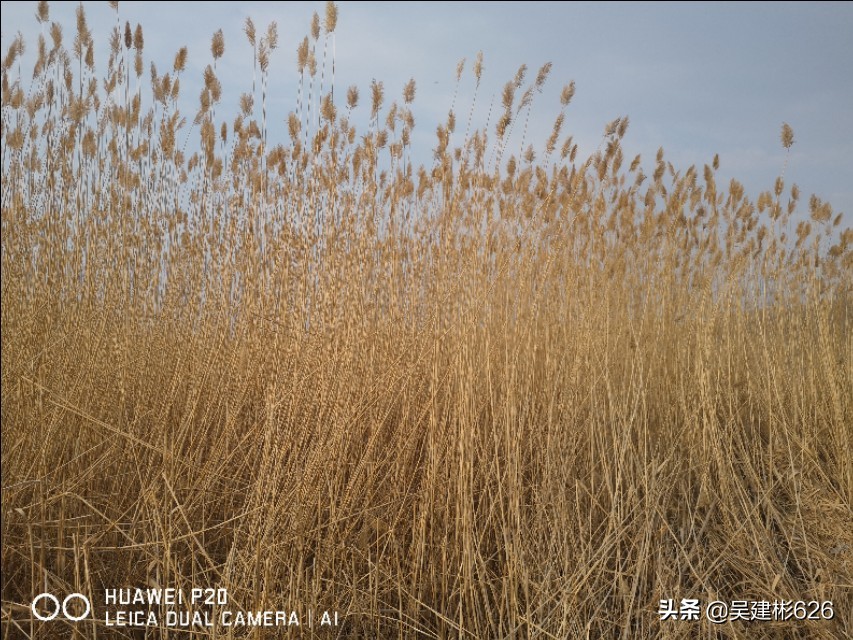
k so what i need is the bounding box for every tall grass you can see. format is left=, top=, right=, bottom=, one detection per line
left=2, top=2, right=851, bottom=638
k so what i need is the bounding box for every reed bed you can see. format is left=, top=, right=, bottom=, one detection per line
left=2, top=2, right=851, bottom=638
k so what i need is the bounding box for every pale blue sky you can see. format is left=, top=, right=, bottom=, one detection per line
left=2, top=1, right=851, bottom=222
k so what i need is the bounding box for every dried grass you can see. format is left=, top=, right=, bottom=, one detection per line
left=1, top=3, right=851, bottom=638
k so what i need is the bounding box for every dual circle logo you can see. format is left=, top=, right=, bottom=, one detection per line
left=31, top=593, right=91, bottom=621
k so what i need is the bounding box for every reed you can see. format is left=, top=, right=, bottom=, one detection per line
left=2, top=3, right=850, bottom=638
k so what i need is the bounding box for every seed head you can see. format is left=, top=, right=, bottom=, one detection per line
left=297, top=37, right=309, bottom=71
left=473, top=51, right=484, bottom=83
left=403, top=78, right=416, bottom=104
left=560, top=81, right=575, bottom=107
left=456, top=58, right=466, bottom=82
left=288, top=112, right=301, bottom=140
left=534, top=62, right=551, bottom=91
left=265, top=22, right=278, bottom=51
left=167, top=47, right=185, bottom=75
left=346, top=85, right=359, bottom=109
left=370, top=79, right=384, bottom=120
left=211, top=30, right=225, bottom=60
left=325, top=2, right=339, bottom=33
left=36, top=1, right=49, bottom=23
left=244, top=18, right=256, bottom=47
left=321, top=94, right=337, bottom=122
left=133, top=23, right=143, bottom=52
left=781, top=122, right=794, bottom=149
left=311, top=12, right=320, bottom=41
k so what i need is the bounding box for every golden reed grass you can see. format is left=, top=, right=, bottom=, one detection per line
left=2, top=2, right=851, bottom=638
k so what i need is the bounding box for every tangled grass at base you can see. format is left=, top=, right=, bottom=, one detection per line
left=2, top=2, right=851, bottom=638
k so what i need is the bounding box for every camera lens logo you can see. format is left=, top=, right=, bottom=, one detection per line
left=31, top=593, right=91, bottom=621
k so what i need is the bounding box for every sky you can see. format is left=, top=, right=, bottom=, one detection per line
left=2, top=1, right=852, bottom=223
